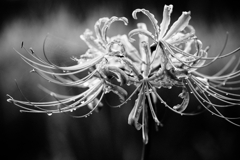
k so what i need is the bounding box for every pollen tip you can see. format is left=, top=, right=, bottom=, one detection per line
left=7, top=98, right=13, bottom=103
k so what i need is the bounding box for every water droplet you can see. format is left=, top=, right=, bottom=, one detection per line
left=47, top=112, right=53, bottom=116
left=81, top=101, right=85, bottom=104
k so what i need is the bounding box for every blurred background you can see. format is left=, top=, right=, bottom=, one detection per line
left=1, top=0, right=240, bottom=160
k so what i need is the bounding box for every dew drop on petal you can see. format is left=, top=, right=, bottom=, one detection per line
left=81, top=101, right=85, bottom=104
left=149, top=88, right=153, bottom=93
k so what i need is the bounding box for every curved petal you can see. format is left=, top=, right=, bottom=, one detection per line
left=94, top=17, right=110, bottom=45
left=101, top=16, right=128, bottom=44
left=173, top=87, right=190, bottom=113
left=163, top=11, right=191, bottom=41
left=132, top=9, right=160, bottom=39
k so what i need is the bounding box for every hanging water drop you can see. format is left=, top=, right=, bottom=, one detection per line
left=7, top=99, right=12, bottom=103
left=47, top=112, right=53, bottom=116
left=149, top=88, right=153, bottom=93
left=81, top=101, right=85, bottom=104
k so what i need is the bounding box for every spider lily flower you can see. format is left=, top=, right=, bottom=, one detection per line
left=127, top=5, right=240, bottom=131
left=110, top=6, right=196, bottom=144
left=7, top=16, right=130, bottom=116
left=6, top=5, right=240, bottom=146
left=110, top=5, right=240, bottom=144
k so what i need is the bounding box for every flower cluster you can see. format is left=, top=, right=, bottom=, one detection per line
left=7, top=5, right=240, bottom=144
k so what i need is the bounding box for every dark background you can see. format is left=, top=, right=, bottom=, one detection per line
left=1, top=0, right=240, bottom=160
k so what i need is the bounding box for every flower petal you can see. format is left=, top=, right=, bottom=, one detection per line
left=101, top=16, right=128, bottom=44
left=120, top=35, right=142, bottom=63
left=128, top=28, right=156, bottom=43
left=94, top=17, right=110, bottom=45
left=159, top=4, right=173, bottom=39
left=173, top=87, right=189, bottom=113
left=128, top=84, right=144, bottom=130
left=163, top=11, right=191, bottom=41
left=142, top=102, right=149, bottom=144
left=132, top=9, right=160, bottom=39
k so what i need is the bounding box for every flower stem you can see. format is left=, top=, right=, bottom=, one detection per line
left=141, top=140, right=150, bottom=160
